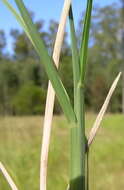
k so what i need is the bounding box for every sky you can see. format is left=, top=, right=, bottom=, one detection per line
left=0, top=0, right=119, bottom=53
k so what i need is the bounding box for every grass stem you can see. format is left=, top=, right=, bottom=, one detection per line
left=70, top=83, right=85, bottom=190
left=40, top=1, right=72, bottom=190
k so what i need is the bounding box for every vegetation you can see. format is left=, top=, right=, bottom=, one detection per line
left=0, top=1, right=122, bottom=190
left=0, top=3, right=122, bottom=115
left=0, top=115, right=124, bottom=190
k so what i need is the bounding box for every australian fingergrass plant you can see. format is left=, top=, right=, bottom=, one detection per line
left=0, top=0, right=121, bottom=190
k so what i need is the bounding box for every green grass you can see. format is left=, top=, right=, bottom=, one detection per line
left=0, top=114, right=124, bottom=190
left=2, top=1, right=93, bottom=189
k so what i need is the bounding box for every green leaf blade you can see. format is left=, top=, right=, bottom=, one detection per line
left=2, top=0, right=76, bottom=122
left=80, top=0, right=93, bottom=83
left=69, top=6, right=80, bottom=113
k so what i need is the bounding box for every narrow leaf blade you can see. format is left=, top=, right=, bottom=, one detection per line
left=80, top=0, right=93, bottom=82
left=0, top=162, right=19, bottom=190
left=88, top=72, right=122, bottom=146
left=2, top=0, right=76, bottom=122
left=69, top=6, right=80, bottom=113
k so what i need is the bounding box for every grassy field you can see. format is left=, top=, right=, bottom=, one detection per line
left=0, top=114, right=124, bottom=190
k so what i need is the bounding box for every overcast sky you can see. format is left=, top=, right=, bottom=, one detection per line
left=0, top=0, right=119, bottom=53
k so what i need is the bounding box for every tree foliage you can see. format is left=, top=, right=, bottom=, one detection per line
left=0, top=3, right=122, bottom=115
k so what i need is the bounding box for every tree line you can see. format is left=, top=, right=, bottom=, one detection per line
left=0, top=3, right=123, bottom=115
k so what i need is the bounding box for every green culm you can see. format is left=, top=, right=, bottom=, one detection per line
left=1, top=1, right=121, bottom=190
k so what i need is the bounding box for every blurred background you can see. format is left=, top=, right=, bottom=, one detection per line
left=0, top=0, right=123, bottom=115
left=0, top=0, right=124, bottom=190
